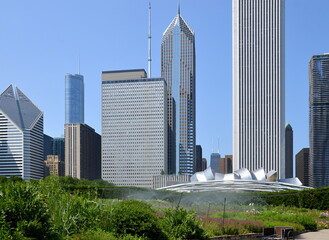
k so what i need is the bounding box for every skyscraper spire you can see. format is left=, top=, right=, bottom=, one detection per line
left=148, top=2, right=152, bottom=78
left=178, top=0, right=180, bottom=15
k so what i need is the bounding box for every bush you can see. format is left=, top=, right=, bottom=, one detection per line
left=0, top=181, right=53, bottom=239
left=162, top=207, right=207, bottom=240
left=109, top=200, right=166, bottom=239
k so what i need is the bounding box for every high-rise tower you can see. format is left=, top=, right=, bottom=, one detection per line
left=309, top=53, right=329, bottom=187
left=65, top=74, right=84, bottom=124
left=233, top=0, right=285, bottom=178
left=161, top=6, right=196, bottom=175
left=0, top=85, right=44, bottom=180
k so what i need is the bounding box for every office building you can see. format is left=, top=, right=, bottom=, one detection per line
left=210, top=153, right=221, bottom=173
left=161, top=6, right=196, bottom=175
left=202, top=158, right=207, bottom=171
left=102, top=69, right=167, bottom=188
left=296, top=148, right=310, bottom=186
left=309, top=54, right=329, bottom=187
left=52, top=137, right=65, bottom=162
left=0, top=85, right=44, bottom=180
left=65, top=74, right=84, bottom=124
left=44, top=134, right=53, bottom=159
left=219, top=155, right=233, bottom=174
left=233, top=0, right=285, bottom=178
left=285, top=123, right=293, bottom=178
left=44, top=155, right=64, bottom=177
left=65, top=123, right=101, bottom=180
left=196, top=145, right=203, bottom=172
left=153, top=175, right=190, bottom=189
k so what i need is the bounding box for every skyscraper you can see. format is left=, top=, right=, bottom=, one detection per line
left=285, top=123, right=293, bottom=178
left=195, top=145, right=203, bottom=172
left=102, top=69, right=167, bottom=187
left=65, top=74, right=84, bottom=124
left=210, top=153, right=220, bottom=173
left=0, top=85, right=44, bottom=180
left=161, top=6, right=196, bottom=175
left=296, top=148, right=309, bottom=186
left=65, top=123, right=101, bottom=180
left=233, top=0, right=285, bottom=178
left=309, top=53, right=329, bottom=187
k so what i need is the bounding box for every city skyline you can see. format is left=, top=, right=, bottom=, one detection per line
left=0, top=0, right=328, bottom=163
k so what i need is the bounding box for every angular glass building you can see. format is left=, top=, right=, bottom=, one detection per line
left=309, top=54, right=329, bottom=187
left=233, top=0, right=285, bottom=178
left=0, top=85, right=44, bottom=180
left=161, top=7, right=196, bottom=175
left=65, top=74, right=84, bottom=124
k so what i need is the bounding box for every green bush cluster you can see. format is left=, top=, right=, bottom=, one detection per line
left=0, top=177, right=206, bottom=240
left=262, top=187, right=329, bottom=210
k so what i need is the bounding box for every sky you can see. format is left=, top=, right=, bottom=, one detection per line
left=0, top=0, right=328, bottom=163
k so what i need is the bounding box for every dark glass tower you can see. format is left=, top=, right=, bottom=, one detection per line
left=65, top=74, right=84, bottom=124
left=161, top=6, right=196, bottom=175
left=309, top=54, right=329, bottom=187
left=285, top=123, right=293, bottom=178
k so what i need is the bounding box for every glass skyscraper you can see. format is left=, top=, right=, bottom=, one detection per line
left=65, top=74, right=84, bottom=124
left=0, top=85, right=44, bottom=180
left=161, top=7, right=196, bottom=175
left=309, top=54, right=329, bottom=187
left=233, top=0, right=285, bottom=178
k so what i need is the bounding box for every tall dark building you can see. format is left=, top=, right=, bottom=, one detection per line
left=52, top=138, right=65, bottom=162
left=309, top=54, right=329, bottom=187
left=195, top=145, right=202, bottom=172
left=65, top=74, right=84, bottom=124
left=161, top=6, right=196, bottom=175
left=285, top=123, right=293, bottom=178
left=65, top=123, right=101, bottom=180
left=44, top=134, right=53, bottom=159
left=201, top=158, right=207, bottom=171
left=296, top=148, right=310, bottom=186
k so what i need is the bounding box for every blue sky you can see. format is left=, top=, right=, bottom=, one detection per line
left=0, top=0, right=328, bottom=163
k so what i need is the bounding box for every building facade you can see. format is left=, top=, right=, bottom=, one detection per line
left=65, top=74, right=84, bottom=124
left=202, top=158, right=207, bottom=171
left=0, top=85, right=44, bottom=180
left=296, top=148, right=310, bottom=186
left=44, top=155, right=64, bottom=177
left=219, top=155, right=233, bottom=174
left=233, top=0, right=285, bottom=178
left=102, top=69, right=167, bottom=188
left=65, top=123, right=101, bottom=180
left=195, top=145, right=203, bottom=172
left=309, top=54, right=329, bottom=187
left=285, top=123, right=293, bottom=178
left=153, top=175, right=190, bottom=189
left=161, top=7, right=196, bottom=175
left=210, top=153, right=221, bottom=173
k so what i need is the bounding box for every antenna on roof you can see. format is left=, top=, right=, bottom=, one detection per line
left=78, top=55, right=80, bottom=75
left=178, top=0, right=180, bottom=15
left=148, top=2, right=152, bottom=78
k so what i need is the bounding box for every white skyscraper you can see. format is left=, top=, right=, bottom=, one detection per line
left=0, top=85, right=44, bottom=180
left=101, top=69, right=167, bottom=188
left=233, top=0, right=285, bottom=178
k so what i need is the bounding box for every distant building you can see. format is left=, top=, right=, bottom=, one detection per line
left=65, top=74, right=84, bottom=124
left=153, top=175, right=190, bottom=189
left=44, top=155, right=64, bottom=177
left=0, top=85, right=44, bottom=180
left=195, top=145, right=203, bottom=172
left=102, top=69, right=167, bottom=188
left=65, top=123, right=101, bottom=180
left=202, top=158, right=207, bottom=171
left=44, top=134, right=53, bottom=159
left=296, top=148, right=310, bottom=186
left=52, top=138, right=65, bottom=162
left=210, top=153, right=220, bottom=173
left=309, top=54, right=329, bottom=187
left=219, top=155, right=233, bottom=174
left=285, top=124, right=293, bottom=178
left=161, top=6, right=196, bottom=175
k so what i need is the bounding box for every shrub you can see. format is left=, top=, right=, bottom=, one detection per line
left=109, top=200, right=166, bottom=239
left=162, top=207, right=207, bottom=240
